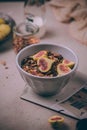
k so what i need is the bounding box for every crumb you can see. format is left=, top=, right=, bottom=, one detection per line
left=55, top=99, right=58, bottom=102
left=0, top=60, right=6, bottom=66
left=6, top=76, right=8, bottom=79
left=5, top=66, right=8, bottom=69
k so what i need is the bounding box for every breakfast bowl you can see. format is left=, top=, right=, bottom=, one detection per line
left=16, top=43, right=78, bottom=96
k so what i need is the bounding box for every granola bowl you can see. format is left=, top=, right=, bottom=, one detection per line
left=16, top=43, right=78, bottom=96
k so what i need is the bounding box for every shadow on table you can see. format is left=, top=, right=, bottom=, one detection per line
left=0, top=33, right=13, bottom=53
left=51, top=123, right=70, bottom=130
left=43, top=29, right=56, bottom=39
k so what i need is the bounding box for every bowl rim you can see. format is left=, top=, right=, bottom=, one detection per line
left=16, top=42, right=79, bottom=79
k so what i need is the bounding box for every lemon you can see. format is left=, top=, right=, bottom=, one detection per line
left=0, top=24, right=11, bottom=40
left=0, top=18, right=5, bottom=24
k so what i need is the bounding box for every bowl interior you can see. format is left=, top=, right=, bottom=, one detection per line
left=16, top=43, right=78, bottom=79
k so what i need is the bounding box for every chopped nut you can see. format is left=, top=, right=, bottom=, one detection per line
left=13, top=36, right=40, bottom=54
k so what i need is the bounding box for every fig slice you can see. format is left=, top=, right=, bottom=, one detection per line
left=37, top=57, right=54, bottom=73
left=32, top=50, right=47, bottom=60
left=62, top=59, right=75, bottom=69
left=48, top=115, right=64, bottom=123
left=57, top=63, right=71, bottom=76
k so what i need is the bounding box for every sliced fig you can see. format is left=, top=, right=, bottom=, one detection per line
left=62, top=59, right=75, bottom=69
left=37, top=57, right=54, bottom=73
left=32, top=50, right=47, bottom=60
left=48, top=115, right=64, bottom=123
left=57, top=63, right=71, bottom=76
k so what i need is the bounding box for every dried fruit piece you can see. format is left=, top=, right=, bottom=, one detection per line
left=57, top=63, right=71, bottom=76
left=13, top=35, right=40, bottom=54
left=48, top=115, right=64, bottom=128
left=62, top=59, right=75, bottom=69
left=37, top=57, right=54, bottom=73
left=32, top=50, right=47, bottom=60
left=27, top=36, right=40, bottom=44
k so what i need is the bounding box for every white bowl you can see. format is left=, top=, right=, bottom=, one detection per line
left=16, top=43, right=78, bottom=96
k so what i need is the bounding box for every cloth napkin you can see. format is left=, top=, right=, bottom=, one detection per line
left=50, top=0, right=87, bottom=45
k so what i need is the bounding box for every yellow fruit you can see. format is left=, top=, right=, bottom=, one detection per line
left=0, top=24, right=11, bottom=40
left=0, top=18, right=5, bottom=24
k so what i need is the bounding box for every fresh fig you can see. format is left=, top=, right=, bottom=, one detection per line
left=37, top=57, right=54, bottom=73
left=48, top=115, right=64, bottom=128
left=48, top=115, right=64, bottom=123
left=62, top=59, right=75, bottom=69
left=57, top=63, right=71, bottom=76
left=32, top=50, right=47, bottom=60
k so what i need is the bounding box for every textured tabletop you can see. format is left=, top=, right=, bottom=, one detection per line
left=0, top=1, right=87, bottom=130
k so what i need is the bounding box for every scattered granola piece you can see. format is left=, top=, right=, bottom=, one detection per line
left=0, top=60, right=6, bottom=66
left=6, top=76, right=8, bottom=79
left=5, top=66, right=8, bottom=69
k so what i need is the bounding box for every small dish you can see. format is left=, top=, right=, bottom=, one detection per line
left=0, top=12, right=16, bottom=43
left=0, top=12, right=16, bottom=28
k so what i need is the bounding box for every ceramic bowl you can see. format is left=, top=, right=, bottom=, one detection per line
left=16, top=43, right=78, bottom=96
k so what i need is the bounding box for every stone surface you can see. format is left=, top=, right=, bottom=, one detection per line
left=0, top=1, right=87, bottom=130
